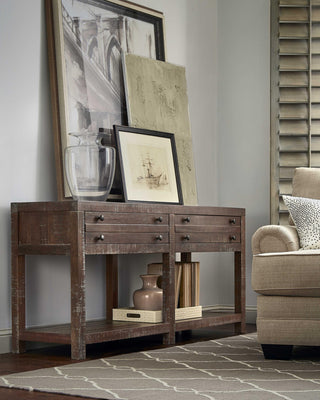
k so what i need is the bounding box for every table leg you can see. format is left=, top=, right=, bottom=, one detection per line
left=180, top=252, right=193, bottom=336
left=11, top=254, right=26, bottom=354
left=235, top=250, right=246, bottom=334
left=181, top=252, right=192, bottom=263
left=11, top=206, right=25, bottom=354
left=162, top=252, right=176, bottom=345
left=106, top=255, right=118, bottom=320
left=70, top=212, right=86, bottom=360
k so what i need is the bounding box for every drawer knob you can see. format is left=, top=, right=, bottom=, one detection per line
left=155, top=234, right=163, bottom=241
left=229, top=218, right=236, bottom=225
left=97, top=214, right=105, bottom=222
left=230, top=235, right=236, bottom=241
left=97, top=234, right=105, bottom=241
left=183, top=217, right=191, bottom=223
left=155, top=216, right=163, bottom=223
left=183, top=234, right=190, bottom=241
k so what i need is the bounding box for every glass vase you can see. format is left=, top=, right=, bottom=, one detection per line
left=64, top=131, right=115, bottom=201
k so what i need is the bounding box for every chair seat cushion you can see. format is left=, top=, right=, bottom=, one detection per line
left=257, top=320, right=320, bottom=346
left=256, top=296, right=320, bottom=346
left=252, top=250, right=320, bottom=296
left=258, top=295, right=320, bottom=319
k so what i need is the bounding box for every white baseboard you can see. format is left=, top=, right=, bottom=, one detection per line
left=244, top=306, right=257, bottom=324
left=0, top=330, right=12, bottom=355
left=0, top=306, right=257, bottom=355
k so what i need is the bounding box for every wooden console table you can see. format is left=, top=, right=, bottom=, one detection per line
left=11, top=201, right=245, bottom=359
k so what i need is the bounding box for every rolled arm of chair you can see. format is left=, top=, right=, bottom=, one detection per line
left=252, top=225, right=300, bottom=255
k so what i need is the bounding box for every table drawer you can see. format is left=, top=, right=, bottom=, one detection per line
left=174, top=214, right=240, bottom=227
left=175, top=230, right=240, bottom=244
left=85, top=212, right=168, bottom=225
left=86, top=232, right=169, bottom=244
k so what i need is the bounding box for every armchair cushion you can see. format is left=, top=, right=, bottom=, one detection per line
left=258, top=296, right=320, bottom=320
left=292, top=167, right=320, bottom=199
left=283, top=195, right=320, bottom=249
left=251, top=224, right=299, bottom=255
left=252, top=250, right=320, bottom=297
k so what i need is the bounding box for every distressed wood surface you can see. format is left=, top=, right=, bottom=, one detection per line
left=11, top=201, right=246, bottom=359
left=11, top=206, right=26, bottom=355
left=106, top=255, right=118, bottom=320
left=12, top=201, right=245, bottom=216
left=235, top=214, right=246, bottom=334
left=70, top=211, right=86, bottom=360
left=162, top=214, right=176, bottom=345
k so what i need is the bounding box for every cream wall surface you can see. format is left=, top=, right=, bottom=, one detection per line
left=0, top=0, right=269, bottom=349
left=217, top=0, right=270, bottom=306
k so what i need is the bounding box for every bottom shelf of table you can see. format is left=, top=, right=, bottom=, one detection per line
left=175, top=309, right=243, bottom=331
left=19, top=310, right=244, bottom=346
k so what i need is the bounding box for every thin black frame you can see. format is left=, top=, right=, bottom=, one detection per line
left=114, top=125, right=183, bottom=205
left=84, top=0, right=165, bottom=60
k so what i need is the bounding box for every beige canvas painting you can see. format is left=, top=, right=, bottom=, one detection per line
left=123, top=53, right=198, bottom=205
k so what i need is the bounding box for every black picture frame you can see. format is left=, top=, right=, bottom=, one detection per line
left=45, top=0, right=166, bottom=200
left=114, top=125, right=183, bottom=204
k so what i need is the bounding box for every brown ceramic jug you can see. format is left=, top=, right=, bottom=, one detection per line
left=133, top=274, right=163, bottom=310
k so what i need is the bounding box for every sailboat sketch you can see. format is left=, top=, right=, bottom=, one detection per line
left=137, top=153, right=169, bottom=189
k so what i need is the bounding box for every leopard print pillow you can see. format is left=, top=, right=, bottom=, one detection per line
left=282, top=195, right=320, bottom=249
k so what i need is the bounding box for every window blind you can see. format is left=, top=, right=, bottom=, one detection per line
left=271, top=0, right=320, bottom=224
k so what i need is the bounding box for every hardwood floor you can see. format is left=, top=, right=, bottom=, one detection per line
left=0, top=324, right=256, bottom=400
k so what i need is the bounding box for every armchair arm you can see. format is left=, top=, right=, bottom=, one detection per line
left=252, top=225, right=300, bottom=255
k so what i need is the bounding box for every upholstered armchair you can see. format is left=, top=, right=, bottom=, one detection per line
left=252, top=167, right=320, bottom=359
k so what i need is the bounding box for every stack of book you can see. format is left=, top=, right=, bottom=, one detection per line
left=147, top=261, right=200, bottom=308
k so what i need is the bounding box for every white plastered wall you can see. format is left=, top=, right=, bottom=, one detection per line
left=0, top=0, right=270, bottom=352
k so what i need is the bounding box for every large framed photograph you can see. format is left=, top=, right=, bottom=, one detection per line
left=114, top=125, right=183, bottom=204
left=45, top=0, right=166, bottom=200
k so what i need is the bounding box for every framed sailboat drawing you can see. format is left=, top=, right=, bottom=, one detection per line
left=114, top=125, right=183, bottom=204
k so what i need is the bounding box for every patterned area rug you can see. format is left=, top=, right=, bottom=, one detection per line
left=1, top=334, right=320, bottom=400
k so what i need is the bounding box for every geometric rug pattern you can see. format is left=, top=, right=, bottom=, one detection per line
left=1, top=334, right=320, bottom=400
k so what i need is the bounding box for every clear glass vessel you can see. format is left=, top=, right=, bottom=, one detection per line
left=64, top=131, right=115, bottom=201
